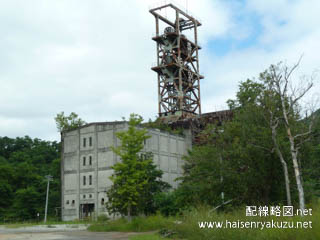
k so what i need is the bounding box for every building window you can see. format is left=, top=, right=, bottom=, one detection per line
left=83, top=194, right=86, bottom=199
left=83, top=156, right=86, bottom=166
left=89, top=137, right=92, bottom=146
left=72, top=200, right=75, bottom=206
left=101, top=198, right=105, bottom=205
left=83, top=138, right=86, bottom=147
left=66, top=200, right=69, bottom=205
left=89, top=175, right=92, bottom=185
left=89, top=194, right=92, bottom=198
left=83, top=176, right=86, bottom=186
left=89, top=156, right=92, bottom=165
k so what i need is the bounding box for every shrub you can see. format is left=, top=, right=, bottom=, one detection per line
left=154, top=188, right=190, bottom=216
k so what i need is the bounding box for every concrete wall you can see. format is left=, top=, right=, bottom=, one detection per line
left=61, top=122, right=191, bottom=221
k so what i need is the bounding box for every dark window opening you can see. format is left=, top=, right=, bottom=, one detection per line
left=66, top=200, right=69, bottom=205
left=89, top=137, right=92, bottom=146
left=89, top=156, right=92, bottom=165
left=101, top=198, right=105, bottom=205
left=80, top=203, right=94, bottom=219
left=83, top=176, right=86, bottom=186
left=89, top=175, right=92, bottom=185
left=83, top=138, right=86, bottom=147
left=83, top=156, right=86, bottom=166
left=72, top=200, right=75, bottom=206
left=89, top=194, right=92, bottom=198
left=83, top=194, right=86, bottom=199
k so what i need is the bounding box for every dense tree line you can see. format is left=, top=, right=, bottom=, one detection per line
left=0, top=136, right=60, bottom=221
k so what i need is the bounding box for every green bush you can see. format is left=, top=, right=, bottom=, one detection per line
left=154, top=192, right=180, bottom=217
left=154, top=188, right=190, bottom=216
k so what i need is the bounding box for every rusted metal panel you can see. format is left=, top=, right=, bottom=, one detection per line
left=168, top=110, right=234, bottom=144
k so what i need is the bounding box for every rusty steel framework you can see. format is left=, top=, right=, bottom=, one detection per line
left=150, top=3, right=203, bottom=121
left=169, top=110, right=233, bottom=144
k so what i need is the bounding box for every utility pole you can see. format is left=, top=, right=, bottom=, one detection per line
left=44, top=175, right=53, bottom=223
left=220, top=155, right=224, bottom=204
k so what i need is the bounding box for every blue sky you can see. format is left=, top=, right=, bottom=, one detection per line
left=207, top=2, right=263, bottom=56
left=0, top=0, right=319, bottom=141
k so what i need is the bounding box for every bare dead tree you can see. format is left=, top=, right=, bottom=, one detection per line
left=269, top=112, right=292, bottom=205
left=261, top=77, right=292, bottom=206
left=268, top=60, right=316, bottom=210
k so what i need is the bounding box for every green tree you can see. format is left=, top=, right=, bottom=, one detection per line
left=54, top=112, right=86, bottom=132
left=0, top=136, right=61, bottom=221
left=11, top=186, right=41, bottom=220
left=0, top=158, right=14, bottom=216
left=106, top=114, right=168, bottom=219
left=179, top=74, right=294, bottom=208
left=180, top=117, right=286, bottom=208
left=179, top=63, right=318, bottom=210
left=137, top=152, right=170, bottom=215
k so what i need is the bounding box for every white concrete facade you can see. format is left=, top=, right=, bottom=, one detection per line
left=61, top=121, right=191, bottom=221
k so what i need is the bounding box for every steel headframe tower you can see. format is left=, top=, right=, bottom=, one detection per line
left=150, top=3, right=203, bottom=122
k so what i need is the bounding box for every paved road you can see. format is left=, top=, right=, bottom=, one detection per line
left=0, top=231, right=143, bottom=240
left=0, top=224, right=89, bottom=234
left=0, top=225, right=145, bottom=240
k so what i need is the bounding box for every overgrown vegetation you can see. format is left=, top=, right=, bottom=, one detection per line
left=175, top=62, right=320, bottom=212
left=88, top=214, right=172, bottom=232
left=55, top=111, right=86, bottom=133
left=143, top=118, right=185, bottom=136
left=89, top=202, right=320, bottom=239
left=168, top=203, right=320, bottom=240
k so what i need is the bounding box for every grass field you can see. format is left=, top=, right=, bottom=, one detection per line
left=89, top=201, right=320, bottom=240
left=4, top=201, right=319, bottom=239
left=88, top=214, right=172, bottom=232
left=170, top=204, right=319, bottom=240
left=128, top=233, right=170, bottom=240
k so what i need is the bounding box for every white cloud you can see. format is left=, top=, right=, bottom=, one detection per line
left=0, top=0, right=319, bottom=141
left=200, top=0, right=320, bottom=111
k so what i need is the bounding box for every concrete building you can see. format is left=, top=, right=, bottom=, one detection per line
left=61, top=121, right=191, bottom=221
